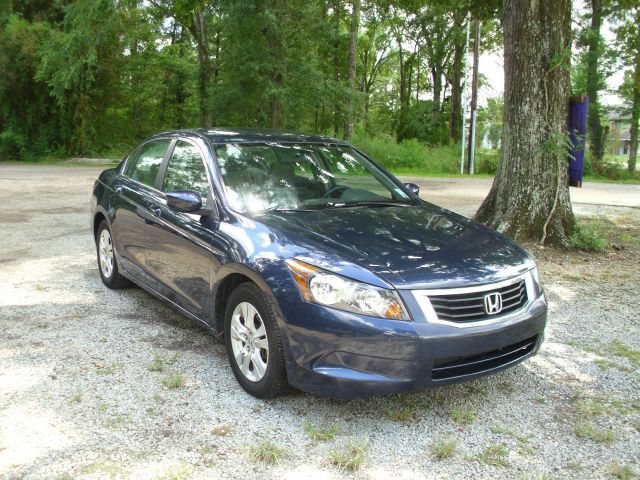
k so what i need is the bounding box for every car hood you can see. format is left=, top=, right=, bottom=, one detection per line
left=251, top=203, right=533, bottom=289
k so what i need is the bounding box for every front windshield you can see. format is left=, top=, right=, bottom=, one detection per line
left=214, top=143, right=412, bottom=212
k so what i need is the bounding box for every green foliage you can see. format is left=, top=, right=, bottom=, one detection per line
left=352, top=134, right=462, bottom=174
left=248, top=440, right=287, bottom=464
left=328, top=439, right=367, bottom=471
left=474, top=443, right=509, bottom=467
left=609, top=462, right=636, bottom=480
left=0, top=0, right=491, bottom=160
left=567, top=225, right=609, bottom=252
left=431, top=436, right=458, bottom=460
left=574, top=421, right=615, bottom=443
left=304, top=421, right=339, bottom=442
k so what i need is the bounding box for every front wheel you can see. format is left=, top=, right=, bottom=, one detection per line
left=96, top=221, right=131, bottom=289
left=224, top=282, right=288, bottom=398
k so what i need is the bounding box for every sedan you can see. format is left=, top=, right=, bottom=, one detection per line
left=91, top=128, right=547, bottom=399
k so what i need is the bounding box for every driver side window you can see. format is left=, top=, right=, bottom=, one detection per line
left=162, top=140, right=210, bottom=200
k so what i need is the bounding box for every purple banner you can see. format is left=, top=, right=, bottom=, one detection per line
left=568, top=96, right=588, bottom=188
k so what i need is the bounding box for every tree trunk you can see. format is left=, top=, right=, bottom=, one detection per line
left=628, top=51, right=640, bottom=174
left=396, top=37, right=406, bottom=143
left=189, top=10, right=213, bottom=128
left=343, top=0, right=360, bottom=139
left=475, top=0, right=575, bottom=245
left=431, top=67, right=442, bottom=113
left=448, top=42, right=464, bottom=143
left=586, top=0, right=604, bottom=170
left=333, top=0, right=341, bottom=137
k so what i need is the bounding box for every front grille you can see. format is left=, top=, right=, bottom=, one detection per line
left=428, top=279, right=528, bottom=323
left=431, top=335, right=537, bottom=381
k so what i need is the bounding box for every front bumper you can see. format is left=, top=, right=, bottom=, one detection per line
left=278, top=289, right=547, bottom=399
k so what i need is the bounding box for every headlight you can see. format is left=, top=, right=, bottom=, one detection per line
left=285, top=258, right=410, bottom=321
left=530, top=266, right=543, bottom=296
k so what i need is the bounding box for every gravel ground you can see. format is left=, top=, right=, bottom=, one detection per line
left=1, top=165, right=639, bottom=480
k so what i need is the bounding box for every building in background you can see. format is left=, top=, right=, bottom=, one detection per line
left=607, top=107, right=631, bottom=156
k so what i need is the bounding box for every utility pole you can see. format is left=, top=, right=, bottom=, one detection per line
left=460, top=12, right=471, bottom=174
left=466, top=18, right=481, bottom=174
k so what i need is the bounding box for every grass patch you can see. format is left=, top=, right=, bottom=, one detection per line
left=304, top=421, right=338, bottom=441
left=574, top=421, right=615, bottom=443
left=96, top=363, right=123, bottom=376
left=81, top=460, right=127, bottom=477
left=594, top=359, right=633, bottom=372
left=568, top=225, right=609, bottom=252
left=161, top=374, right=185, bottom=390
left=519, top=474, right=550, bottom=480
left=69, top=392, right=83, bottom=404
left=248, top=440, right=287, bottom=464
left=328, top=438, right=367, bottom=471
left=490, top=426, right=530, bottom=444
left=431, top=436, right=458, bottom=460
left=211, top=423, right=233, bottom=436
left=450, top=407, right=477, bottom=426
left=156, top=465, right=191, bottom=480
left=147, top=350, right=179, bottom=372
left=573, top=395, right=607, bottom=417
left=105, top=415, right=128, bottom=430
left=386, top=405, right=419, bottom=422
left=608, top=341, right=640, bottom=366
left=474, top=443, right=509, bottom=467
left=566, top=462, right=583, bottom=472
left=610, top=462, right=636, bottom=480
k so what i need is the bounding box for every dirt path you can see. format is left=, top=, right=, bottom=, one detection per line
left=398, top=175, right=640, bottom=218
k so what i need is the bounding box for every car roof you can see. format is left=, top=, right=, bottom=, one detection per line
left=153, top=128, right=345, bottom=145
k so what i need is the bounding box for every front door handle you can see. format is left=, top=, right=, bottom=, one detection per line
left=151, top=207, right=161, bottom=217
left=114, top=186, right=123, bottom=195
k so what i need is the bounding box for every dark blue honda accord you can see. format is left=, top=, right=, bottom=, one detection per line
left=91, top=128, right=547, bottom=399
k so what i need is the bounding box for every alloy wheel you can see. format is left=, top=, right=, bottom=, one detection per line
left=229, top=301, right=269, bottom=382
left=98, top=229, right=114, bottom=279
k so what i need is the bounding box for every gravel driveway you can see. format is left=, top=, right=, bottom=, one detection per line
left=1, top=165, right=639, bottom=480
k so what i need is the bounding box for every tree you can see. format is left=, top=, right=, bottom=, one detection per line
left=343, top=0, right=361, bottom=139
left=612, top=0, right=640, bottom=174
left=585, top=0, right=607, bottom=168
left=476, top=0, right=575, bottom=245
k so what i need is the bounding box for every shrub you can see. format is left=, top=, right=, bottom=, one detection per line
left=567, top=226, right=609, bottom=252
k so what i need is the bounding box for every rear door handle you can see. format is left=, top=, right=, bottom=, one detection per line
left=114, top=186, right=123, bottom=194
left=150, top=206, right=162, bottom=217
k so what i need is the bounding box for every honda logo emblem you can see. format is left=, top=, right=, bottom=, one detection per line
left=484, top=292, right=503, bottom=315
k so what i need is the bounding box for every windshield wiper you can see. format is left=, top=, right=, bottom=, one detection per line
left=264, top=207, right=315, bottom=213
left=323, top=200, right=413, bottom=209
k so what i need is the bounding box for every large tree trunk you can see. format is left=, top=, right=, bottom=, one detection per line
left=586, top=0, right=605, bottom=170
left=476, top=0, right=575, bottom=245
left=628, top=51, right=640, bottom=174
left=343, top=0, right=360, bottom=139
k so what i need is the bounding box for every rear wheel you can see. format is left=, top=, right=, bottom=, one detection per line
left=96, top=221, right=131, bottom=289
left=224, top=282, right=288, bottom=398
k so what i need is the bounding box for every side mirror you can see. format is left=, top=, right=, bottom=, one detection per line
left=166, top=191, right=203, bottom=213
left=404, top=182, right=420, bottom=195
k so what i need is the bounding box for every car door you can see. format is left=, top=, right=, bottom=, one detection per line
left=144, top=139, right=214, bottom=321
left=110, top=138, right=173, bottom=281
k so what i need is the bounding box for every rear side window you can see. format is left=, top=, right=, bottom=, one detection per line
left=162, top=140, right=210, bottom=198
left=124, top=139, right=171, bottom=188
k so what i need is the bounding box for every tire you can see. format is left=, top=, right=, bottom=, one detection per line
left=96, top=220, right=131, bottom=289
left=224, top=282, right=288, bottom=398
